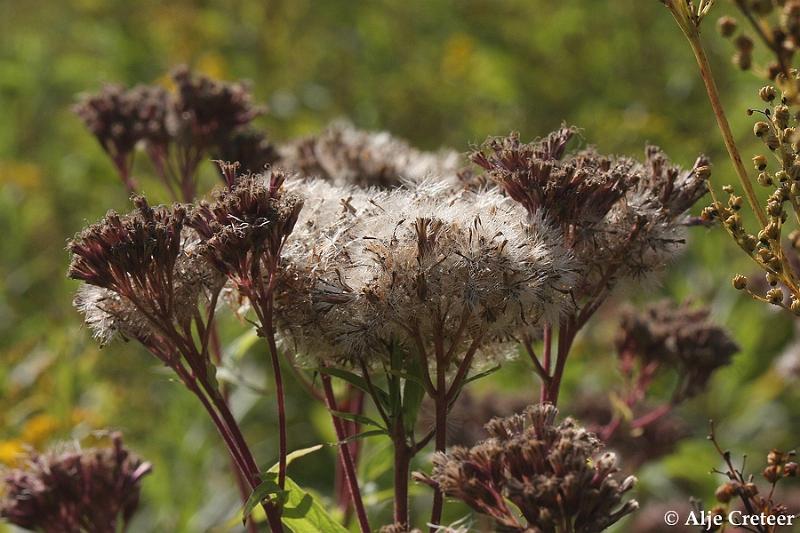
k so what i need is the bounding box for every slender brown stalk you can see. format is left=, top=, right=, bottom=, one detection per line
left=321, top=374, right=372, bottom=533
left=667, top=5, right=767, bottom=226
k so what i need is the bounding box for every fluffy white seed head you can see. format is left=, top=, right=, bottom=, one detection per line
left=276, top=180, right=575, bottom=367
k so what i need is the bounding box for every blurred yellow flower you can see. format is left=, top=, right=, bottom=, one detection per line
left=20, top=413, right=59, bottom=447
left=0, top=439, right=23, bottom=466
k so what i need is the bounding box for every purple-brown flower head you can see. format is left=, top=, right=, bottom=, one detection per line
left=471, top=128, right=710, bottom=299
left=171, top=66, right=265, bottom=149
left=637, top=146, right=710, bottom=217
left=0, top=433, right=151, bottom=533
left=471, top=127, right=632, bottom=228
left=68, top=196, right=185, bottom=302
left=73, top=84, right=171, bottom=177
left=417, top=404, right=638, bottom=532
left=189, top=169, right=303, bottom=285
left=68, top=196, right=223, bottom=355
left=617, top=301, right=738, bottom=401
left=215, top=129, right=279, bottom=175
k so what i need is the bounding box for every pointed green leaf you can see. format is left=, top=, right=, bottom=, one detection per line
left=463, top=364, right=501, bottom=386
left=268, top=444, right=324, bottom=474
left=318, top=366, right=390, bottom=407
left=329, top=410, right=387, bottom=432
left=335, top=428, right=388, bottom=444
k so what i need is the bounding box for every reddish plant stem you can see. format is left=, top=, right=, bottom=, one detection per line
left=630, top=403, right=673, bottom=429
left=180, top=370, right=283, bottom=532
left=338, top=388, right=365, bottom=525
left=542, top=318, right=576, bottom=406
left=539, top=324, right=553, bottom=403
left=206, top=319, right=256, bottom=533
left=264, top=306, right=288, bottom=490
left=321, top=374, right=372, bottom=533
left=392, top=422, right=412, bottom=529
left=249, top=292, right=289, bottom=493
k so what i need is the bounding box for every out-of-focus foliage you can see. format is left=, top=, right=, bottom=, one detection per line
left=2, top=0, right=799, bottom=531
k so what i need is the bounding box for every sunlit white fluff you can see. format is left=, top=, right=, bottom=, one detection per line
left=275, top=179, right=576, bottom=368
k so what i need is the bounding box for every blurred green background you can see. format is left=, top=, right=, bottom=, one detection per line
left=2, top=0, right=800, bottom=531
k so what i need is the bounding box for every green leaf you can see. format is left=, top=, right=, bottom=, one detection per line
left=318, top=366, right=390, bottom=407
left=463, top=364, right=501, bottom=386
left=268, top=444, right=324, bottom=474
left=335, top=428, right=388, bottom=444
left=280, top=476, right=349, bottom=533
left=329, top=410, right=387, bottom=431
left=242, top=473, right=283, bottom=525
left=449, top=365, right=503, bottom=406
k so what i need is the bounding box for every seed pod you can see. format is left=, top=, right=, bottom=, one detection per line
left=742, top=482, right=759, bottom=497
left=718, top=16, right=738, bottom=38
left=789, top=229, right=800, bottom=249
left=760, top=85, right=777, bottom=102
left=766, top=133, right=780, bottom=150
left=734, top=51, right=753, bottom=70
left=695, top=165, right=712, bottom=180
left=754, top=121, right=771, bottom=137
left=733, top=274, right=748, bottom=290
left=735, top=35, right=755, bottom=53
left=775, top=105, right=791, bottom=128
left=763, top=465, right=781, bottom=483
left=753, top=154, right=768, bottom=171
left=767, top=288, right=785, bottom=305
left=715, top=482, right=737, bottom=503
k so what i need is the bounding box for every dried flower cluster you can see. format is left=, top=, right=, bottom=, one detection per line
left=190, top=168, right=303, bottom=284
left=69, top=65, right=721, bottom=532
left=69, top=196, right=222, bottom=355
left=471, top=128, right=709, bottom=297
left=75, top=67, right=270, bottom=199
left=280, top=121, right=465, bottom=189
left=417, top=404, right=638, bottom=532
left=616, top=300, right=738, bottom=401
left=0, top=434, right=151, bottom=533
